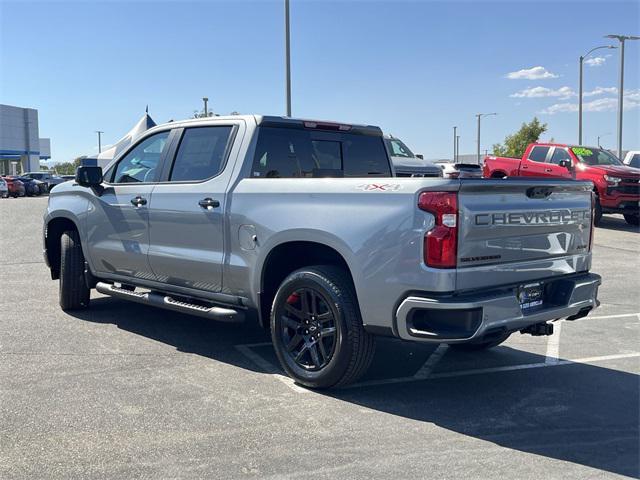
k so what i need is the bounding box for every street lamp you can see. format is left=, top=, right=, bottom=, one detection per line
left=284, top=0, right=292, bottom=116
left=476, top=113, right=496, bottom=163
left=605, top=34, right=640, bottom=159
left=95, top=131, right=103, bottom=153
left=597, top=132, right=611, bottom=148
left=456, top=135, right=460, bottom=162
left=579, top=45, right=616, bottom=145
left=453, top=126, right=457, bottom=161
left=203, top=97, right=209, bottom=117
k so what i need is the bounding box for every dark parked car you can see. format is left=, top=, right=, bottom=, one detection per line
left=33, top=179, right=48, bottom=195
left=23, top=172, right=66, bottom=191
left=2, top=176, right=26, bottom=197
left=15, top=176, right=40, bottom=196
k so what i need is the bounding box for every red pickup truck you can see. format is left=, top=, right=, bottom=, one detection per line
left=483, top=143, right=640, bottom=226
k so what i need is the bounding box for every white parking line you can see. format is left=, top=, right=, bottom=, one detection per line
left=545, top=321, right=562, bottom=364
left=235, top=312, right=640, bottom=393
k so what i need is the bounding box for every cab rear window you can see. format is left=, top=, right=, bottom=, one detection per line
left=251, top=127, right=391, bottom=178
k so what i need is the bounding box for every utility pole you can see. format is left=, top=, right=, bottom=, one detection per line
left=203, top=97, right=209, bottom=117
left=284, top=0, right=292, bottom=116
left=476, top=113, right=497, bottom=164
left=579, top=45, right=616, bottom=144
left=605, top=34, right=639, bottom=159
left=456, top=135, right=460, bottom=162
left=453, top=126, right=457, bottom=162
left=95, top=131, right=103, bottom=153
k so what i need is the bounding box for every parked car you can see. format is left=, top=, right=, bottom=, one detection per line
left=44, top=115, right=601, bottom=388
left=59, top=175, right=75, bottom=181
left=33, top=179, right=48, bottom=195
left=483, top=143, right=640, bottom=226
left=623, top=150, right=640, bottom=169
left=434, top=160, right=483, bottom=179
left=384, top=135, right=442, bottom=177
left=2, top=176, right=26, bottom=197
left=0, top=177, right=8, bottom=198
left=15, top=176, right=41, bottom=196
left=23, top=172, right=65, bottom=191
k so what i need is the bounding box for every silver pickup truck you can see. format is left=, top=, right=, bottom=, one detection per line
left=44, top=115, right=601, bottom=388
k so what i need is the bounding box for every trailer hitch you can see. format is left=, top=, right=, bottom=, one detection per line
left=520, top=322, right=554, bottom=336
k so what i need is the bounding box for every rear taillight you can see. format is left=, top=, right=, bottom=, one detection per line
left=418, top=192, right=458, bottom=268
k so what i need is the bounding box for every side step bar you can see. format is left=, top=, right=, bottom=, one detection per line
left=95, top=282, right=243, bottom=323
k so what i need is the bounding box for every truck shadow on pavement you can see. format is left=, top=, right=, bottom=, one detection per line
left=71, top=297, right=639, bottom=478
left=597, top=215, right=640, bottom=232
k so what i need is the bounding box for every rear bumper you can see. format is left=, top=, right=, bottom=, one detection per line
left=395, top=272, right=601, bottom=344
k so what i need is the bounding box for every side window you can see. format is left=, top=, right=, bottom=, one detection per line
left=343, top=136, right=391, bottom=176
left=528, top=146, right=550, bottom=163
left=630, top=154, right=640, bottom=168
left=549, top=148, right=572, bottom=165
left=111, top=131, right=169, bottom=183
left=252, top=127, right=314, bottom=178
left=169, top=126, right=233, bottom=182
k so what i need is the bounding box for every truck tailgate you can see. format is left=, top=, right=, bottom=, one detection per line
left=456, top=179, right=593, bottom=291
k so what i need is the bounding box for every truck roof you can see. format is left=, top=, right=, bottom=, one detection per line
left=146, top=114, right=383, bottom=137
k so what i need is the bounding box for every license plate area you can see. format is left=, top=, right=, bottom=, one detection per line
left=518, top=282, right=544, bottom=311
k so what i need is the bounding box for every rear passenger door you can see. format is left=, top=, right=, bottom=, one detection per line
left=520, top=145, right=551, bottom=176
left=146, top=122, right=242, bottom=293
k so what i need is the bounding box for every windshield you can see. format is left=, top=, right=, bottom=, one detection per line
left=571, top=147, right=622, bottom=166
left=385, top=138, right=415, bottom=158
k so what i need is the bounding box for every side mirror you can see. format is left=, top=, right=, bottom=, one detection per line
left=75, top=165, right=103, bottom=187
left=558, top=159, right=572, bottom=170
left=415, top=154, right=424, bottom=160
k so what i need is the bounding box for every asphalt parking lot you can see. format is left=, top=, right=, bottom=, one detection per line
left=1, top=196, right=638, bottom=479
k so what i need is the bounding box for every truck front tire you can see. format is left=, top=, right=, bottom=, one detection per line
left=59, top=230, right=90, bottom=311
left=270, top=265, right=375, bottom=389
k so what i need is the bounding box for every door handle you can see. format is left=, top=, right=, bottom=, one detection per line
left=521, top=165, right=529, bottom=169
left=544, top=168, right=553, bottom=173
left=198, top=197, right=220, bottom=209
left=130, top=195, right=147, bottom=207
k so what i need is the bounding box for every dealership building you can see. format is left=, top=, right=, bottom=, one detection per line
left=0, top=104, right=51, bottom=175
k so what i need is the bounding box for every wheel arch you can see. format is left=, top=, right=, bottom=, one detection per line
left=45, top=216, right=80, bottom=280
left=257, top=240, right=356, bottom=329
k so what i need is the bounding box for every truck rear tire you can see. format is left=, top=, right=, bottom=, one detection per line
left=59, top=230, right=90, bottom=311
left=270, top=265, right=375, bottom=389
left=594, top=197, right=603, bottom=226
left=623, top=214, right=639, bottom=226
left=449, top=333, right=511, bottom=352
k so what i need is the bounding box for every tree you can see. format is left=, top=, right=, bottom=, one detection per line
left=492, top=117, right=547, bottom=158
left=52, top=156, right=86, bottom=175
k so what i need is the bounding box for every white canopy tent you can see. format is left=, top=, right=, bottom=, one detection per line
left=92, top=110, right=157, bottom=169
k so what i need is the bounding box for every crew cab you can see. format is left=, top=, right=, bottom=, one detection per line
left=484, top=143, right=640, bottom=225
left=44, top=116, right=601, bottom=388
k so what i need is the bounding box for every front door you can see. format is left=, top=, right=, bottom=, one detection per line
left=147, top=123, right=239, bottom=293
left=85, top=130, right=171, bottom=280
left=545, top=147, right=574, bottom=179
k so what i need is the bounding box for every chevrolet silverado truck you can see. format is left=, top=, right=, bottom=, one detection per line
left=44, top=116, right=601, bottom=388
left=483, top=143, right=640, bottom=226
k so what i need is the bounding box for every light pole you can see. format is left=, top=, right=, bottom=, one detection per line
left=203, top=97, right=209, bottom=117
left=95, top=131, right=103, bottom=153
left=579, top=45, right=616, bottom=145
left=597, top=132, right=611, bottom=148
left=476, top=113, right=496, bottom=164
left=456, top=135, right=460, bottom=162
left=453, top=126, right=457, bottom=161
left=284, top=0, right=292, bottom=116
left=605, top=34, right=640, bottom=159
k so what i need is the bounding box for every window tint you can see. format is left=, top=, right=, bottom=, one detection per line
left=170, top=126, right=233, bottom=181
left=251, top=127, right=391, bottom=178
left=385, top=138, right=415, bottom=158
left=628, top=154, right=640, bottom=168
left=549, top=148, right=572, bottom=165
left=528, top=146, right=550, bottom=162
left=112, top=131, right=169, bottom=183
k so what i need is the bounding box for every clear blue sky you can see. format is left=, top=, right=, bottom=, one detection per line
left=1, top=0, right=638, bottom=162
